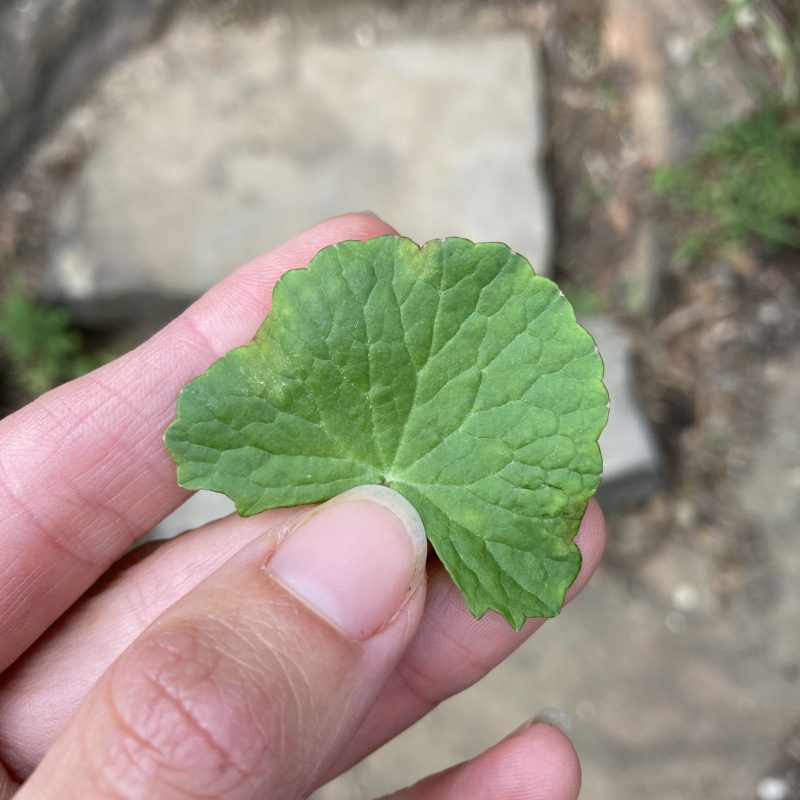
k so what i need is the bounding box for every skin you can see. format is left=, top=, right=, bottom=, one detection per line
left=0, top=214, right=606, bottom=799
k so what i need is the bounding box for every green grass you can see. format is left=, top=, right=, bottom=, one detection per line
left=0, top=279, right=105, bottom=398
left=654, top=101, right=800, bottom=266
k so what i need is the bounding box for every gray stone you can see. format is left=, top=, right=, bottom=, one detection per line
left=143, top=490, right=235, bottom=543
left=44, top=20, right=552, bottom=324
left=583, top=315, right=661, bottom=510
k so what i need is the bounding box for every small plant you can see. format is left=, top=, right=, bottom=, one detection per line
left=165, top=236, right=609, bottom=627
left=0, top=278, right=101, bottom=398
left=654, top=101, right=800, bottom=266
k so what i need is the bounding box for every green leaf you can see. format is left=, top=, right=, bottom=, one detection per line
left=165, top=236, right=608, bottom=627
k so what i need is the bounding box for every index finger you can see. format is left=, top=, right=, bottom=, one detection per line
left=0, top=213, right=396, bottom=670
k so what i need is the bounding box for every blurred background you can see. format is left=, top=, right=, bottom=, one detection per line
left=0, top=0, right=798, bottom=797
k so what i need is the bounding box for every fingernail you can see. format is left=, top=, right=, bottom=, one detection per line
left=266, top=486, right=426, bottom=640
left=512, top=707, right=573, bottom=740
left=358, top=210, right=381, bottom=218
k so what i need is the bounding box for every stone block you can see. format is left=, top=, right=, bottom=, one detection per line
left=143, top=490, right=235, bottom=543
left=45, top=22, right=552, bottom=325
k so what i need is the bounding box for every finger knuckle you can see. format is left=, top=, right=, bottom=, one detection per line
left=100, top=626, right=268, bottom=798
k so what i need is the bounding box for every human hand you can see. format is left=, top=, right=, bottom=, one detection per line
left=0, top=214, right=605, bottom=799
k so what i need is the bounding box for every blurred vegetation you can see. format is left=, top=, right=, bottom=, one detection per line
left=655, top=1, right=800, bottom=268
left=0, top=278, right=107, bottom=399
left=654, top=102, right=800, bottom=265
left=562, top=282, right=609, bottom=316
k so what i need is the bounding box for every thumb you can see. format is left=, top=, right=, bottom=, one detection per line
left=18, top=486, right=427, bottom=800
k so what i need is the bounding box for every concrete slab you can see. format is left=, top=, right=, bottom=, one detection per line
left=45, top=20, right=552, bottom=325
